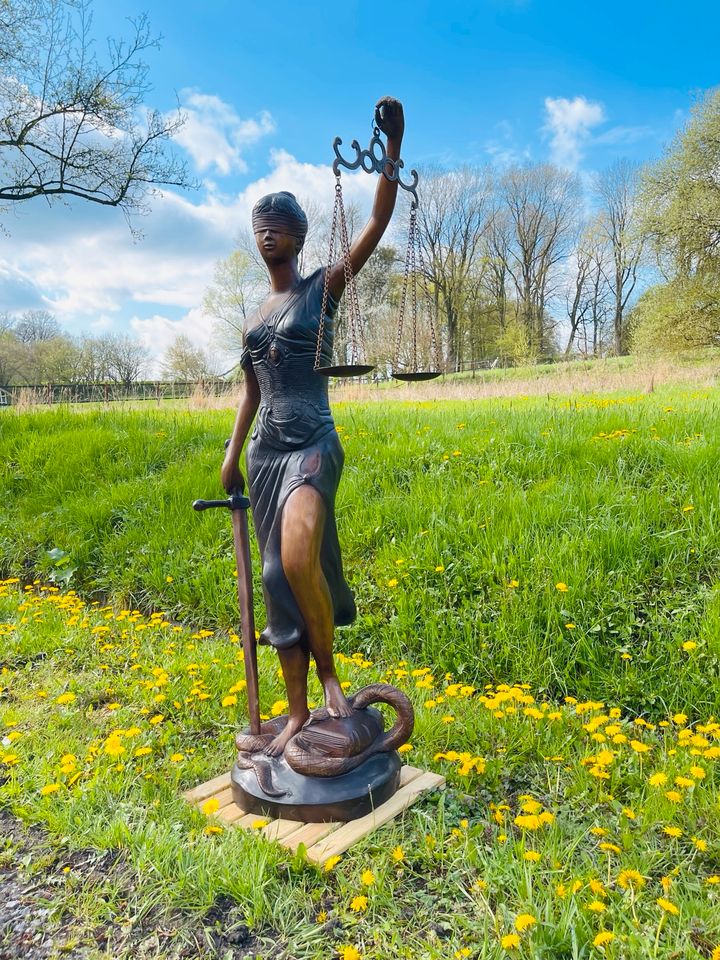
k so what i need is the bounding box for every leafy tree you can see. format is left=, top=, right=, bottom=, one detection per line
left=640, top=87, right=720, bottom=276
left=161, top=334, right=214, bottom=381
left=630, top=274, right=720, bottom=355
left=203, top=248, right=265, bottom=356
left=0, top=0, right=190, bottom=213
left=634, top=87, right=720, bottom=354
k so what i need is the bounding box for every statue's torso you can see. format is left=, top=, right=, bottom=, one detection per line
left=243, top=269, right=336, bottom=450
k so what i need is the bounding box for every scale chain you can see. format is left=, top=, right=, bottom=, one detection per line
left=393, top=202, right=414, bottom=372
left=414, top=222, right=441, bottom=371
left=337, top=186, right=362, bottom=366
left=315, top=181, right=341, bottom=371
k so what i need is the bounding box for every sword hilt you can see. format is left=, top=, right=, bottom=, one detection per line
left=193, top=492, right=250, bottom=511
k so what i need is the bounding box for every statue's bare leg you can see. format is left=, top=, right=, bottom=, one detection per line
left=281, top=484, right=354, bottom=719
left=264, top=642, right=310, bottom=757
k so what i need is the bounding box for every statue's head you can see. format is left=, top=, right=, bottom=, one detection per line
left=251, top=192, right=308, bottom=255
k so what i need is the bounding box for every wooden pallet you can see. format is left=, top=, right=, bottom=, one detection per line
left=183, top=765, right=445, bottom=864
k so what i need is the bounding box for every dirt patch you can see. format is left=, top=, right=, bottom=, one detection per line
left=0, top=811, right=274, bottom=960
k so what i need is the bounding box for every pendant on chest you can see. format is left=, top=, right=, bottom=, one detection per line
left=267, top=341, right=283, bottom=366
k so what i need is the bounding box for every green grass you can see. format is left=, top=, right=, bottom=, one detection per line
left=1, top=386, right=719, bottom=714
left=1, top=385, right=720, bottom=958
left=1, top=581, right=719, bottom=959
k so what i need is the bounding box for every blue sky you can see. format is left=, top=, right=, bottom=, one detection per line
left=2, top=0, right=719, bottom=370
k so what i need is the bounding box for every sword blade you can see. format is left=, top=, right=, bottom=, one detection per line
left=230, top=504, right=261, bottom=736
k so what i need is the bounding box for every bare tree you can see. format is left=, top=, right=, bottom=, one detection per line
left=74, top=333, right=147, bottom=384
left=104, top=334, right=148, bottom=385
left=0, top=0, right=191, bottom=214
left=12, top=309, right=60, bottom=342
left=564, top=219, right=612, bottom=357
left=595, top=159, right=645, bottom=354
left=415, top=166, right=493, bottom=370
left=498, top=163, right=581, bottom=356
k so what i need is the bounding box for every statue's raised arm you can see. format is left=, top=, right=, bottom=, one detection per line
left=326, top=96, right=405, bottom=303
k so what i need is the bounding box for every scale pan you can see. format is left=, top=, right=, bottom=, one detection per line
left=391, top=371, right=442, bottom=382
left=315, top=364, right=376, bottom=378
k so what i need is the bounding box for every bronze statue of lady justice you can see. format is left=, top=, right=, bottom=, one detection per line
left=212, top=97, right=415, bottom=821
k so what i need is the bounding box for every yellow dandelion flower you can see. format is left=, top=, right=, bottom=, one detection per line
left=203, top=825, right=224, bottom=836
left=201, top=798, right=220, bottom=815
left=40, top=783, right=61, bottom=796
left=523, top=851, right=541, bottom=863
left=648, top=772, right=667, bottom=787
left=555, top=582, right=569, bottom=592
left=349, top=895, right=368, bottom=913
left=587, top=901, right=606, bottom=913
left=339, top=947, right=362, bottom=960
left=361, top=869, right=376, bottom=886
left=514, top=914, right=536, bottom=932
left=391, top=846, right=405, bottom=862
left=593, top=932, right=615, bottom=947
left=221, top=695, right=238, bottom=707
left=501, top=933, right=521, bottom=950
left=103, top=735, right=125, bottom=757
left=397, top=743, right=413, bottom=754
left=663, top=826, right=682, bottom=838
left=55, top=693, right=76, bottom=705
left=617, top=869, right=646, bottom=889
left=169, top=753, right=184, bottom=763
left=656, top=897, right=679, bottom=916
left=324, top=855, right=342, bottom=872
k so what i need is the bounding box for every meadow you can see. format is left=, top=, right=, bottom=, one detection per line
left=1, top=383, right=719, bottom=958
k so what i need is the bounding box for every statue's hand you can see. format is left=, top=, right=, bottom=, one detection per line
left=221, top=454, right=245, bottom=495
left=375, top=96, right=404, bottom=140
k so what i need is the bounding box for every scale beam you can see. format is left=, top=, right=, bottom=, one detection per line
left=332, top=130, right=419, bottom=205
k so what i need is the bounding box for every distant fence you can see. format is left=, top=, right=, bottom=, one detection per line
left=0, top=380, right=233, bottom=407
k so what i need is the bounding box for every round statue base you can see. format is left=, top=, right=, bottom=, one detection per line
left=230, top=750, right=401, bottom=823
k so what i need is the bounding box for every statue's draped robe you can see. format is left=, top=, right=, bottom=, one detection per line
left=241, top=268, right=356, bottom=649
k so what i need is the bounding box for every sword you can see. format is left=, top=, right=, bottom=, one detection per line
left=193, top=477, right=261, bottom=737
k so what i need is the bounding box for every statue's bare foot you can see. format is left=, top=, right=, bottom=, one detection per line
left=263, top=710, right=309, bottom=757
left=324, top=678, right=354, bottom=718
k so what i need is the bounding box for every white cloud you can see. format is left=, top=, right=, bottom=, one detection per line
left=0, top=145, right=378, bottom=369
left=543, top=96, right=605, bottom=169
left=172, top=91, right=275, bottom=176
left=594, top=124, right=653, bottom=146
left=130, top=306, right=221, bottom=376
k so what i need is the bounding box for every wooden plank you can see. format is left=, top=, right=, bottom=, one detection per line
left=184, top=765, right=444, bottom=861
left=304, top=770, right=445, bottom=864
left=183, top=771, right=231, bottom=804
left=263, top=818, right=307, bottom=842
left=399, top=765, right=423, bottom=787
left=281, top=821, right=341, bottom=853
left=218, top=803, right=250, bottom=825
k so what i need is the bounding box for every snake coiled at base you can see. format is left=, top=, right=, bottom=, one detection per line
left=234, top=683, right=414, bottom=791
